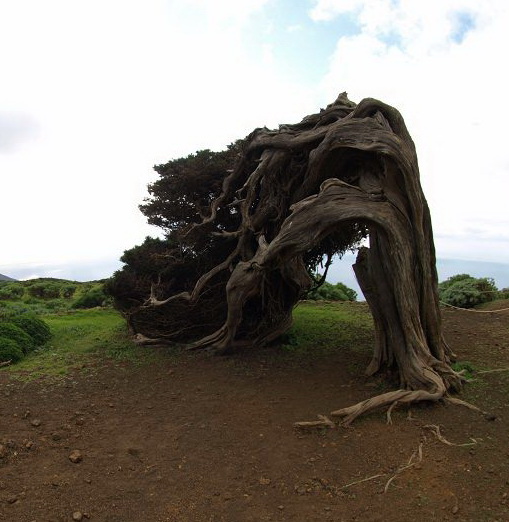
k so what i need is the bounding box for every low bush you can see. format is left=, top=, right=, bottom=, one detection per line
left=0, top=322, right=35, bottom=354
left=72, top=288, right=108, bottom=309
left=0, top=283, right=24, bottom=300
left=11, top=315, right=52, bottom=346
left=0, top=336, right=24, bottom=364
left=27, top=282, right=61, bottom=299
left=305, top=281, right=357, bottom=301
left=439, top=274, right=498, bottom=309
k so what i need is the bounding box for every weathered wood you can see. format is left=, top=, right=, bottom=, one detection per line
left=139, top=92, right=462, bottom=421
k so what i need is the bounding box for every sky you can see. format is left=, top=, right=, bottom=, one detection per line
left=1, top=0, right=508, bottom=284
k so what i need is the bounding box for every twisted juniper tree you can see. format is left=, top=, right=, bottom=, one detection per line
left=110, top=93, right=464, bottom=423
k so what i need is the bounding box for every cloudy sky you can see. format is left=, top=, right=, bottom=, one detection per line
left=1, top=0, right=508, bottom=282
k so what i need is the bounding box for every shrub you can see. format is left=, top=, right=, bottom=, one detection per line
left=0, top=283, right=24, bottom=300
left=27, top=282, right=61, bottom=299
left=0, top=322, right=36, bottom=354
left=305, top=281, right=357, bottom=301
left=61, top=284, right=77, bottom=298
left=10, top=315, right=52, bottom=346
left=0, top=336, right=24, bottom=364
left=72, top=288, right=108, bottom=309
left=439, top=274, right=498, bottom=309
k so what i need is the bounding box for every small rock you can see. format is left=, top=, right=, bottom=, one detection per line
left=69, top=450, right=83, bottom=463
left=0, top=444, right=7, bottom=459
left=25, top=441, right=34, bottom=450
left=259, top=477, right=271, bottom=485
left=278, top=505, right=284, bottom=510
left=52, top=433, right=62, bottom=441
left=30, top=419, right=42, bottom=427
left=452, top=505, right=459, bottom=514
left=72, top=511, right=83, bottom=521
left=295, top=485, right=307, bottom=495
left=223, top=492, right=233, bottom=500
left=7, top=495, right=18, bottom=504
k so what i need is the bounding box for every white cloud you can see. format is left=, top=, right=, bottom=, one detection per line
left=0, top=111, right=40, bottom=153
left=312, top=0, right=509, bottom=261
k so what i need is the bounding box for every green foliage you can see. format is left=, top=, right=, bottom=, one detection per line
left=6, top=309, right=148, bottom=378
left=0, top=283, right=24, bottom=300
left=305, top=280, right=357, bottom=301
left=0, top=322, right=35, bottom=354
left=451, top=361, right=476, bottom=380
left=61, top=284, right=77, bottom=298
left=0, top=336, right=24, bottom=364
left=10, top=315, right=52, bottom=346
left=27, top=281, right=62, bottom=299
left=499, top=288, right=509, bottom=299
left=439, top=274, right=498, bottom=308
left=71, top=287, right=109, bottom=309
left=0, top=279, right=108, bottom=316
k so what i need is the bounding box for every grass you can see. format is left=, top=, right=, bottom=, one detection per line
left=3, top=308, right=154, bottom=380
left=280, top=301, right=374, bottom=357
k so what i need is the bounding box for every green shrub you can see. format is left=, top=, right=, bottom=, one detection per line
left=61, top=284, right=77, bottom=298
left=0, top=283, right=24, bottom=300
left=10, top=315, right=52, bottom=346
left=305, top=281, right=357, bottom=301
left=0, top=322, right=36, bottom=354
left=27, top=282, right=61, bottom=299
left=0, top=336, right=24, bottom=363
left=72, top=288, right=108, bottom=309
left=439, top=274, right=498, bottom=309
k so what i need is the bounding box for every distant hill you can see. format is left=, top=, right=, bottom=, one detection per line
left=0, top=273, right=16, bottom=281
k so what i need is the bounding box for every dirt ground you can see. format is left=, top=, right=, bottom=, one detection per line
left=1, top=304, right=509, bottom=522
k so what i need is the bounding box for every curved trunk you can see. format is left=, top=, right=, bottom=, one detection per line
left=140, top=93, right=463, bottom=422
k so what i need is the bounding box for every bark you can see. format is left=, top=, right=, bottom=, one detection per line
left=141, top=92, right=463, bottom=421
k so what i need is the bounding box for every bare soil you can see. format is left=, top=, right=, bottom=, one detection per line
left=1, top=304, right=509, bottom=522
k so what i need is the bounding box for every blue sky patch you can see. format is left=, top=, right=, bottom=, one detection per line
left=451, top=11, right=476, bottom=43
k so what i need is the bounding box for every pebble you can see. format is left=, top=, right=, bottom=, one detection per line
left=69, top=450, right=83, bottom=463
left=72, top=512, right=83, bottom=521
left=452, top=506, right=459, bottom=514
left=30, top=419, right=42, bottom=427
left=259, top=477, right=271, bottom=485
left=0, top=444, right=7, bottom=459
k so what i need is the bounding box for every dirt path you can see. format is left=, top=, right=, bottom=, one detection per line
left=1, top=307, right=509, bottom=521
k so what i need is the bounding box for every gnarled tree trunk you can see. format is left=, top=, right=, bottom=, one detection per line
left=142, top=93, right=463, bottom=423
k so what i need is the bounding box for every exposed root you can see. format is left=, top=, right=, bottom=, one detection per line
left=341, top=473, right=385, bottom=490
left=443, top=396, right=492, bottom=418
left=294, top=415, right=335, bottom=430
left=477, top=367, right=509, bottom=374
left=133, top=333, right=164, bottom=346
left=424, top=424, right=478, bottom=447
left=331, top=378, right=446, bottom=426
left=0, top=360, right=12, bottom=367
left=341, top=442, right=423, bottom=493
left=384, top=442, right=423, bottom=493
left=386, top=400, right=399, bottom=425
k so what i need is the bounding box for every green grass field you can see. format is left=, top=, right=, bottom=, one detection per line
left=1, top=301, right=375, bottom=380
left=3, top=308, right=147, bottom=379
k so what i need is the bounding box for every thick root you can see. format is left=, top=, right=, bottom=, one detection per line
left=331, top=387, right=446, bottom=426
